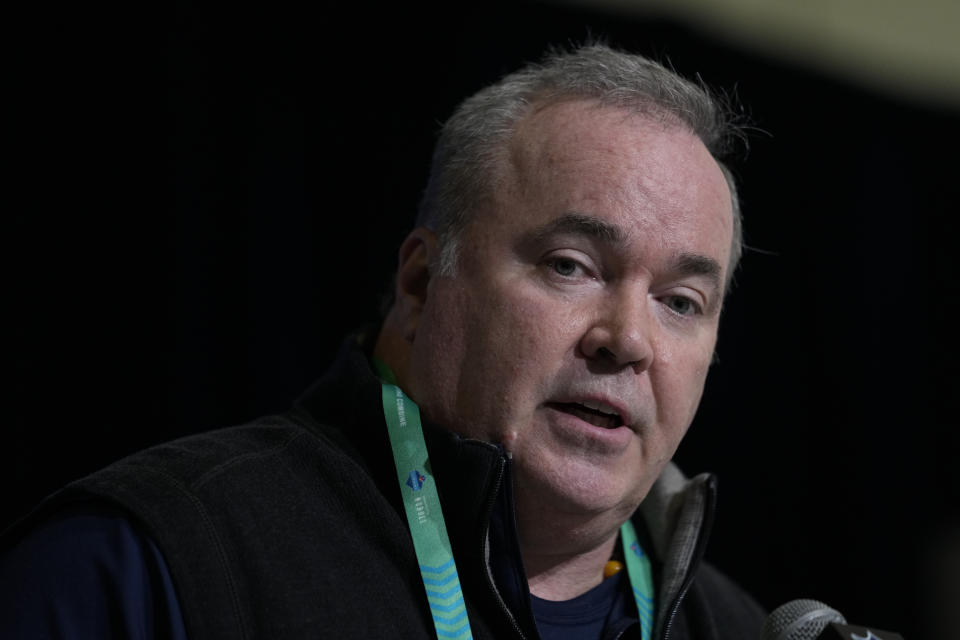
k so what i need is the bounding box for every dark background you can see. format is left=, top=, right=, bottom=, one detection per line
left=10, top=1, right=959, bottom=638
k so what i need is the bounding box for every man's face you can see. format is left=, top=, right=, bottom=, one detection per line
left=404, top=100, right=733, bottom=527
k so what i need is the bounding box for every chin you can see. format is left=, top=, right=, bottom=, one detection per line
left=516, top=457, right=649, bottom=522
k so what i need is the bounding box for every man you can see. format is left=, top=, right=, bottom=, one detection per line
left=2, top=43, right=764, bottom=639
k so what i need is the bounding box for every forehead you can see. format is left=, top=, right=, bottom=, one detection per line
left=484, top=99, right=733, bottom=272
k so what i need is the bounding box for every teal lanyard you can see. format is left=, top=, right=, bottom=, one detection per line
left=620, top=519, right=655, bottom=639
left=375, top=363, right=654, bottom=640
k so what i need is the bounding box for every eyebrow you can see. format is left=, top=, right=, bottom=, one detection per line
left=528, top=213, right=627, bottom=245
left=674, top=253, right=723, bottom=292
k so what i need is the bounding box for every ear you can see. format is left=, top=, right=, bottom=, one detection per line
left=392, top=227, right=440, bottom=342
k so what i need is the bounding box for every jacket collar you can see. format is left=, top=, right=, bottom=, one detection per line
left=641, top=463, right=717, bottom=638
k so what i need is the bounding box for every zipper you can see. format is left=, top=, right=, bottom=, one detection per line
left=478, top=452, right=530, bottom=640
left=659, top=477, right=717, bottom=640
left=660, top=571, right=695, bottom=640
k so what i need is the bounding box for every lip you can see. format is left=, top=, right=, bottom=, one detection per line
left=547, top=394, right=637, bottom=432
left=543, top=402, right=636, bottom=452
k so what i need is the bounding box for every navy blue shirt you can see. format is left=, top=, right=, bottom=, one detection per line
left=531, top=571, right=637, bottom=640
left=0, top=508, right=187, bottom=640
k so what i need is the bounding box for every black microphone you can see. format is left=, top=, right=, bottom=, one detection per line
left=762, top=599, right=904, bottom=640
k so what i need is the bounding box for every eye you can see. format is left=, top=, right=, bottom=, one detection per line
left=550, top=257, right=580, bottom=277
left=541, top=252, right=599, bottom=283
left=662, top=295, right=701, bottom=317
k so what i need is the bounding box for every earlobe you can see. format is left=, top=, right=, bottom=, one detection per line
left=394, top=228, right=439, bottom=342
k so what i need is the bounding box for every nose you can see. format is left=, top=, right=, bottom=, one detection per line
left=579, top=288, right=654, bottom=373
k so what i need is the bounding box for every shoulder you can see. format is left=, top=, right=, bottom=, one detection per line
left=3, top=414, right=359, bottom=597
left=3, top=412, right=392, bottom=639
left=57, top=414, right=351, bottom=512
left=84, top=415, right=324, bottom=487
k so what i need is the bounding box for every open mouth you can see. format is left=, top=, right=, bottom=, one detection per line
left=548, top=402, right=624, bottom=429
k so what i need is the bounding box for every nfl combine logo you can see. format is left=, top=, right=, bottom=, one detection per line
left=406, top=470, right=426, bottom=492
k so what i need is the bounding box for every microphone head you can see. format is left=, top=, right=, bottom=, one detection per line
left=762, top=599, right=847, bottom=640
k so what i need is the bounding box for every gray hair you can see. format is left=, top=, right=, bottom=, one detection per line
left=416, top=43, right=746, bottom=285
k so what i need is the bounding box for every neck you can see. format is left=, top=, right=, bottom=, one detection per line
left=521, top=522, right=621, bottom=601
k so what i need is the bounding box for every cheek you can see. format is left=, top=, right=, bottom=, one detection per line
left=655, top=339, right=714, bottom=429
left=464, top=284, right=584, bottom=405
left=408, top=287, right=472, bottom=414
left=487, top=285, right=581, bottom=359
